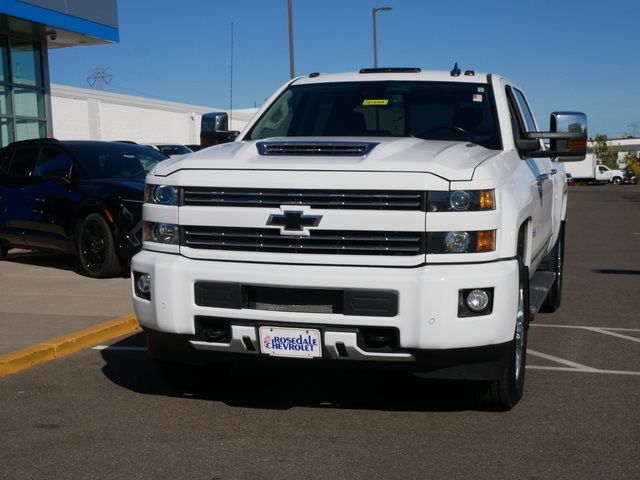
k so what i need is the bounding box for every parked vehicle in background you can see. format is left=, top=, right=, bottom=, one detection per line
left=133, top=67, right=587, bottom=411
left=562, top=153, right=625, bottom=184
left=185, top=144, right=204, bottom=152
left=0, top=139, right=168, bottom=277
left=145, top=144, right=192, bottom=157
left=623, top=169, right=638, bottom=185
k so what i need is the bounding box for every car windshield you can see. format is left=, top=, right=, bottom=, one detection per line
left=69, top=143, right=168, bottom=179
left=246, top=81, right=502, bottom=150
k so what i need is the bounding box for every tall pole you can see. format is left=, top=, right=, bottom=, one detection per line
left=229, top=22, right=234, bottom=127
left=288, top=0, right=295, bottom=78
left=372, top=9, right=378, bottom=68
left=372, top=7, right=392, bottom=68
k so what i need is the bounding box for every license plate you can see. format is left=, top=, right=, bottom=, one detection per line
left=259, top=326, right=322, bottom=359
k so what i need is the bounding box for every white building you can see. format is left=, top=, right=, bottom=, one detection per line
left=51, top=84, right=258, bottom=145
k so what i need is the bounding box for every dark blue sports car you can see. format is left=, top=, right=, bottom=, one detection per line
left=0, top=139, right=168, bottom=277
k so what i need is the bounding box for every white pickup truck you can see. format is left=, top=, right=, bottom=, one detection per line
left=132, top=67, right=587, bottom=410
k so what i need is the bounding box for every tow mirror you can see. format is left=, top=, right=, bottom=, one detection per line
left=200, top=112, right=240, bottom=147
left=521, top=112, right=587, bottom=161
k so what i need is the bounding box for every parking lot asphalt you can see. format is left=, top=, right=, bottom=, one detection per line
left=0, top=184, right=638, bottom=479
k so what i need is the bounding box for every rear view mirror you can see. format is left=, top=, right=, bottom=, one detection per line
left=522, top=111, right=587, bottom=161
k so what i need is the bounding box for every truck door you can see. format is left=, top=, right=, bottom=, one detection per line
left=506, top=86, right=554, bottom=269
left=23, top=145, right=78, bottom=253
left=595, top=165, right=611, bottom=183
left=0, top=144, right=40, bottom=247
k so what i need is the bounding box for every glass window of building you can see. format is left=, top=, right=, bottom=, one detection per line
left=0, top=35, right=46, bottom=148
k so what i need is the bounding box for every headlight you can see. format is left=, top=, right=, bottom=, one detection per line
left=144, top=184, right=179, bottom=205
left=143, top=221, right=179, bottom=244
left=427, top=190, right=495, bottom=212
left=427, top=230, right=495, bottom=254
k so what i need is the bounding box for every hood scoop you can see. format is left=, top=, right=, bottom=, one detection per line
left=256, top=141, right=378, bottom=157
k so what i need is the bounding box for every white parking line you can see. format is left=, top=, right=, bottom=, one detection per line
left=532, top=323, right=640, bottom=334
left=92, top=345, right=147, bottom=351
left=527, top=365, right=640, bottom=376
left=527, top=349, right=598, bottom=372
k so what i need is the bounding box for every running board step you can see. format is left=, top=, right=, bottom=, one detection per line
left=529, top=271, right=556, bottom=320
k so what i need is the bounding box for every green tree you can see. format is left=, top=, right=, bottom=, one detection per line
left=589, top=134, right=617, bottom=168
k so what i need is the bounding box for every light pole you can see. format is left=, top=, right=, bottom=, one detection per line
left=372, top=6, right=392, bottom=68
left=288, top=0, right=295, bottom=79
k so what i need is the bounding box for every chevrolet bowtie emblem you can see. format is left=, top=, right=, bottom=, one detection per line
left=267, top=210, right=322, bottom=235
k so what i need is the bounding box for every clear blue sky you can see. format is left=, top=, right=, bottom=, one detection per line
left=49, top=0, right=639, bottom=138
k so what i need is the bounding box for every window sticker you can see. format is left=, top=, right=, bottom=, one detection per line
left=362, top=99, right=389, bottom=106
left=477, top=87, right=485, bottom=93
left=472, top=94, right=483, bottom=102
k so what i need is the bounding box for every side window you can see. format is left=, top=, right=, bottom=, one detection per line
left=512, top=88, right=537, bottom=133
left=33, top=146, right=72, bottom=178
left=6, top=146, right=40, bottom=177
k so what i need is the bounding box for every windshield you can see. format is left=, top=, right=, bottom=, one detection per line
left=247, top=81, right=501, bottom=150
left=69, top=143, right=168, bottom=179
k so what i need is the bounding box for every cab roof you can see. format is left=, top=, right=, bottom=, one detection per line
left=292, top=68, right=491, bottom=86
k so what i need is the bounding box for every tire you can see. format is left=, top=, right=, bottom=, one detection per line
left=77, top=213, right=122, bottom=278
left=539, top=221, right=565, bottom=313
left=612, top=176, right=622, bottom=185
left=479, top=258, right=529, bottom=411
left=0, top=245, right=8, bottom=260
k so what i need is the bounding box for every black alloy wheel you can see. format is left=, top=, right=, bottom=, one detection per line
left=77, top=213, right=122, bottom=278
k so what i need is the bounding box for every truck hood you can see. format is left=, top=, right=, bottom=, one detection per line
left=151, top=137, right=500, bottom=181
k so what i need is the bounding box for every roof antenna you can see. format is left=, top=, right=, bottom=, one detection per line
left=450, top=62, right=461, bottom=77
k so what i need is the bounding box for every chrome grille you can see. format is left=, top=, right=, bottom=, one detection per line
left=256, top=141, right=377, bottom=156
left=182, top=226, right=425, bottom=256
left=182, top=188, right=425, bottom=210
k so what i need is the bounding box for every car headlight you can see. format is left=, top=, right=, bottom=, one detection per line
left=427, top=190, right=494, bottom=212
left=143, top=221, right=179, bottom=244
left=144, top=184, right=179, bottom=205
left=427, top=230, right=495, bottom=254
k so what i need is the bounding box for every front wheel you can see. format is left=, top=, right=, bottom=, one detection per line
left=612, top=176, right=622, bottom=185
left=77, top=213, right=122, bottom=278
left=479, top=258, right=529, bottom=411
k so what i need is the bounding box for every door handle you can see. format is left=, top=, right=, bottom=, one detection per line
left=548, top=168, right=558, bottom=176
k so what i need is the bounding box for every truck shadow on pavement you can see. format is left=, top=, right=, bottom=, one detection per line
left=100, top=333, right=488, bottom=413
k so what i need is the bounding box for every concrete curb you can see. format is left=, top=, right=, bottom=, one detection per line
left=0, top=315, right=140, bottom=377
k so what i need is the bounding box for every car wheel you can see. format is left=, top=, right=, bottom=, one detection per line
left=77, top=213, right=122, bottom=278
left=612, top=176, right=622, bottom=185
left=478, top=258, right=529, bottom=411
left=539, top=221, right=565, bottom=313
left=0, top=245, right=8, bottom=260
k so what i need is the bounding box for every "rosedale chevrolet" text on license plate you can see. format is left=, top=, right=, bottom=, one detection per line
left=259, top=326, right=322, bottom=359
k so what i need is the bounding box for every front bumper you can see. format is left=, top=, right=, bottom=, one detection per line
left=132, top=250, right=519, bottom=353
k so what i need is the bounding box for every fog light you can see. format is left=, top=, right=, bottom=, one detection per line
left=135, top=272, right=151, bottom=299
left=444, top=231, right=469, bottom=253
left=466, top=289, right=490, bottom=312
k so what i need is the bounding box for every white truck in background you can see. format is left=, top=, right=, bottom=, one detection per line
left=563, top=153, right=625, bottom=184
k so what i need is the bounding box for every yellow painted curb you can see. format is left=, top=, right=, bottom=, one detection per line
left=0, top=315, right=141, bottom=377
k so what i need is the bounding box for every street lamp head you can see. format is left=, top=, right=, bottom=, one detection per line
left=374, top=6, right=393, bottom=12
